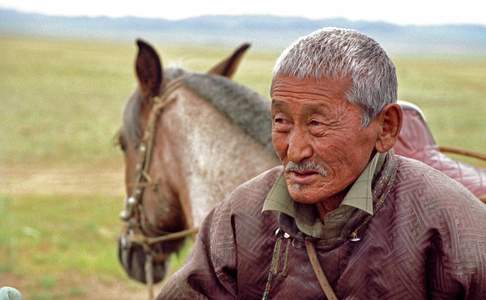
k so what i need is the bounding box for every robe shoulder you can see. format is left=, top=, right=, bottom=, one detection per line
left=394, top=155, right=485, bottom=215
left=215, top=166, right=283, bottom=217
left=393, top=155, right=486, bottom=257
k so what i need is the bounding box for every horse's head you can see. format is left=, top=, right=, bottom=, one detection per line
left=116, top=39, right=251, bottom=284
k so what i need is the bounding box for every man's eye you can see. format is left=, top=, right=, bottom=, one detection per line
left=273, top=114, right=289, bottom=124
left=272, top=116, right=291, bottom=132
left=309, top=120, right=322, bottom=126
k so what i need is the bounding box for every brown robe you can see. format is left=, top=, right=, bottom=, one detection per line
left=157, top=155, right=486, bottom=299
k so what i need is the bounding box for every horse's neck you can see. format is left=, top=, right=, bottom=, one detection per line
left=167, top=88, right=279, bottom=226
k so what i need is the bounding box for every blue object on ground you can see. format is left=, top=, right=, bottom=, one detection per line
left=0, top=287, right=22, bottom=300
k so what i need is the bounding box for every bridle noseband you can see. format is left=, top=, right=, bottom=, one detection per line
left=119, top=76, right=198, bottom=300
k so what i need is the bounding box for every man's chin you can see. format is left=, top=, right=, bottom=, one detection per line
left=287, top=185, right=323, bottom=204
left=286, top=179, right=340, bottom=204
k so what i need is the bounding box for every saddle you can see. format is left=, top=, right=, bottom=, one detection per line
left=394, top=101, right=486, bottom=202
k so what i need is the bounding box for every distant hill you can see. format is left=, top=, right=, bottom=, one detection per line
left=1, top=8, right=486, bottom=54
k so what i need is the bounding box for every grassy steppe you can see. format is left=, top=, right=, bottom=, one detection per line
left=0, top=36, right=485, bottom=299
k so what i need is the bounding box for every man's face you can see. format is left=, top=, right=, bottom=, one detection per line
left=271, top=75, right=381, bottom=204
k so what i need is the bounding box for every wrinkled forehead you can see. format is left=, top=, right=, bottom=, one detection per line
left=270, top=74, right=352, bottom=100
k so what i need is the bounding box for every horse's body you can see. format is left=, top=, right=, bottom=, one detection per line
left=117, top=40, right=278, bottom=285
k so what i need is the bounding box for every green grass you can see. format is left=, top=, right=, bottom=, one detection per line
left=0, top=194, right=124, bottom=277
left=395, top=55, right=486, bottom=157
left=0, top=35, right=485, bottom=297
left=0, top=37, right=130, bottom=166
left=0, top=193, right=191, bottom=298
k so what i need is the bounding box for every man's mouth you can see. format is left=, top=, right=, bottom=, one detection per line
left=286, top=169, right=320, bottom=184
left=284, top=160, right=328, bottom=184
left=291, top=169, right=319, bottom=176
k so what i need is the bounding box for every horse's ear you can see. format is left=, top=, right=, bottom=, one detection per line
left=208, top=43, right=251, bottom=78
left=135, top=39, right=163, bottom=98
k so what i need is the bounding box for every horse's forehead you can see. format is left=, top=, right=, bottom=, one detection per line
left=164, top=67, right=187, bottom=82
left=121, top=89, right=144, bottom=143
left=177, top=84, right=203, bottom=97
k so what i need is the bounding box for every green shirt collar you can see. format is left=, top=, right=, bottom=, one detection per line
left=262, top=152, right=386, bottom=238
left=341, top=151, right=386, bottom=214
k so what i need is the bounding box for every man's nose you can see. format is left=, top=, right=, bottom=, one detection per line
left=287, top=129, right=313, bottom=162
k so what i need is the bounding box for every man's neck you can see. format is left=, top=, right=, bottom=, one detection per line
left=316, top=188, right=349, bottom=220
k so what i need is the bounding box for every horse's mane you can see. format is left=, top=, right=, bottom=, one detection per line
left=181, top=72, right=274, bottom=153
left=122, top=68, right=274, bottom=155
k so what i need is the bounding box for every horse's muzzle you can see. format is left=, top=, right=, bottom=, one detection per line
left=117, top=235, right=167, bottom=284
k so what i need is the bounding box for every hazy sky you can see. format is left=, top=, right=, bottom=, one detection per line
left=1, top=0, right=486, bottom=25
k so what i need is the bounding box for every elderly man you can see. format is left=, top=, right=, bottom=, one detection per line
left=157, top=28, right=486, bottom=299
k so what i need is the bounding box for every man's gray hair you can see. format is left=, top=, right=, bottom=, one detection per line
left=272, top=27, right=397, bottom=126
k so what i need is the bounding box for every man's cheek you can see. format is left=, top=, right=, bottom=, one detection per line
left=271, top=135, right=288, bottom=161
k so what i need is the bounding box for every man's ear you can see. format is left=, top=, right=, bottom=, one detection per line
left=375, top=103, right=402, bottom=153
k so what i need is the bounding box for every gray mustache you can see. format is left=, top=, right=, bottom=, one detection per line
left=285, top=161, right=328, bottom=177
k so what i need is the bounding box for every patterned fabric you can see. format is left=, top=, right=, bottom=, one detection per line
left=157, top=155, right=486, bottom=299
left=262, top=152, right=386, bottom=239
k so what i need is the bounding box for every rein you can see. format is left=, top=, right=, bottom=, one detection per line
left=119, top=77, right=198, bottom=300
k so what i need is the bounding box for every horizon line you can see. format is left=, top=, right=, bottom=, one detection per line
left=2, top=6, right=486, bottom=28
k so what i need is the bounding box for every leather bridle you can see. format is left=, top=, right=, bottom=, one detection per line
left=119, top=77, right=198, bottom=300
